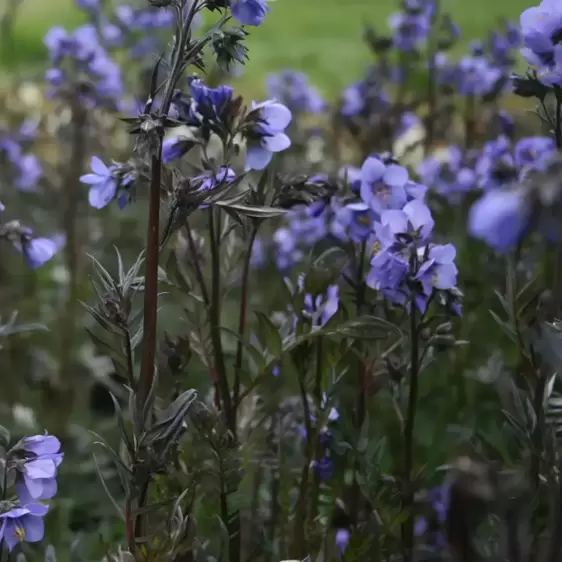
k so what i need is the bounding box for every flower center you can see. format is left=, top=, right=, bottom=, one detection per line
left=374, top=182, right=390, bottom=199
left=14, top=525, right=25, bottom=542
left=357, top=215, right=371, bottom=226
left=551, top=29, right=562, bottom=46
left=372, top=241, right=382, bottom=255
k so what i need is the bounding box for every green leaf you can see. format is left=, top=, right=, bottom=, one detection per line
left=215, top=202, right=286, bottom=219
left=328, top=315, right=402, bottom=340
left=254, top=311, right=283, bottom=356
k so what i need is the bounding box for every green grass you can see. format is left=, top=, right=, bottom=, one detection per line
left=5, top=0, right=533, bottom=96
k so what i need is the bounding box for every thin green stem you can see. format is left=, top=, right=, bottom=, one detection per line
left=402, top=301, right=420, bottom=562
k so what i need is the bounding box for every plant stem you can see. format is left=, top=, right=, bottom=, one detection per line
left=350, top=241, right=367, bottom=518
left=464, top=95, right=476, bottom=150
left=552, top=99, right=562, bottom=318
left=208, top=208, right=240, bottom=562
left=184, top=222, right=210, bottom=307
left=208, top=208, right=234, bottom=431
left=57, top=98, right=86, bottom=431
left=233, top=226, right=258, bottom=414
left=402, top=301, right=420, bottom=562
left=292, top=349, right=313, bottom=558
left=137, top=153, right=161, bottom=412
left=308, top=338, right=324, bottom=530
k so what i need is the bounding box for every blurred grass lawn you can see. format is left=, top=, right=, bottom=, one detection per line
left=5, top=0, right=532, bottom=96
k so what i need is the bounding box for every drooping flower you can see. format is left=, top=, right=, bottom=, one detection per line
left=80, top=156, right=118, bottom=209
left=229, top=0, right=270, bottom=26
left=14, top=434, right=63, bottom=505
left=244, top=100, right=292, bottom=170
left=0, top=504, right=48, bottom=552
left=22, top=238, right=59, bottom=269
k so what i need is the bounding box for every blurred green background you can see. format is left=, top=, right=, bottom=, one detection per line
left=4, top=0, right=531, bottom=95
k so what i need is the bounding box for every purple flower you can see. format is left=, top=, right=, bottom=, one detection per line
left=190, top=81, right=233, bottom=126
left=194, top=168, right=236, bottom=193
left=520, top=0, right=562, bottom=86
left=366, top=249, right=409, bottom=296
left=468, top=188, right=531, bottom=253
left=332, top=201, right=375, bottom=242
left=303, top=284, right=339, bottom=327
left=0, top=504, right=48, bottom=552
left=80, top=156, right=118, bottom=209
left=312, top=456, right=334, bottom=480
left=162, top=137, right=194, bottom=163
left=229, top=0, right=270, bottom=26
left=514, top=136, right=555, bottom=170
left=16, top=154, right=42, bottom=192
left=245, top=101, right=292, bottom=170
left=15, top=434, right=63, bottom=505
left=475, top=135, right=518, bottom=190
left=75, top=0, right=99, bottom=10
left=22, top=238, right=59, bottom=269
left=335, top=529, right=350, bottom=556
left=266, top=70, right=325, bottom=114
left=360, top=156, right=409, bottom=214
left=416, top=244, right=458, bottom=295
left=417, top=146, right=475, bottom=201
left=288, top=201, right=328, bottom=246
left=376, top=199, right=435, bottom=248
left=273, top=228, right=302, bottom=271
left=388, top=12, right=431, bottom=52
left=455, top=56, right=503, bottom=96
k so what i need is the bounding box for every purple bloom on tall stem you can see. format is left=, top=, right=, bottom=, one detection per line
left=0, top=504, right=48, bottom=551
left=15, top=434, right=63, bottom=504
left=229, top=0, right=270, bottom=26
left=377, top=199, right=435, bottom=247
left=80, top=156, right=118, bottom=209
left=416, top=244, right=458, bottom=295
left=519, top=0, right=562, bottom=85
left=367, top=250, right=409, bottom=295
left=244, top=100, right=292, bottom=170
left=359, top=156, right=409, bottom=214
left=468, top=188, right=531, bottom=253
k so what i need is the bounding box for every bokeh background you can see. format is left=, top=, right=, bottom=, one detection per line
left=3, top=0, right=531, bottom=95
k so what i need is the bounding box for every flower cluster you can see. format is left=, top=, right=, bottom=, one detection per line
left=44, top=24, right=124, bottom=107
left=0, top=123, right=42, bottom=192
left=265, top=70, right=325, bottom=114
left=468, top=135, right=556, bottom=252
left=0, top=434, right=63, bottom=551
left=520, top=0, right=562, bottom=86
left=414, top=481, right=451, bottom=550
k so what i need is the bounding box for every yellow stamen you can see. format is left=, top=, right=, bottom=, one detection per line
left=372, top=241, right=382, bottom=255
left=14, top=525, right=25, bottom=542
